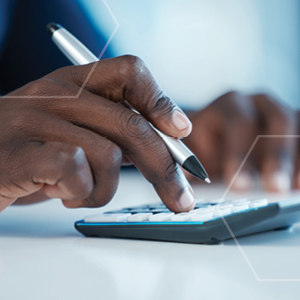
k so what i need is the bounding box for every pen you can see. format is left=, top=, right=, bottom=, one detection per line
left=46, top=23, right=211, bottom=183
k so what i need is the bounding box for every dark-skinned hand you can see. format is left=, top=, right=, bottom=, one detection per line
left=184, top=91, right=298, bottom=192
left=0, top=55, right=195, bottom=213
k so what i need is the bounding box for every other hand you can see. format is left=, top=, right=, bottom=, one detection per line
left=184, top=91, right=298, bottom=192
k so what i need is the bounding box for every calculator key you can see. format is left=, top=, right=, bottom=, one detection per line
left=148, top=203, right=166, bottom=209
left=217, top=203, right=233, bottom=209
left=232, top=199, right=250, bottom=205
left=191, top=212, right=214, bottom=222
left=129, top=205, right=151, bottom=210
left=148, top=213, right=174, bottom=222
left=249, top=199, right=268, bottom=208
left=213, top=207, right=232, bottom=217
left=127, top=213, right=153, bottom=222
left=192, top=207, right=215, bottom=214
left=170, top=212, right=196, bottom=222
left=231, top=203, right=249, bottom=213
left=85, top=213, right=131, bottom=223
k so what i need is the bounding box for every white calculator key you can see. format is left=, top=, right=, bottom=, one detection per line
left=127, top=213, right=153, bottom=222
left=84, top=213, right=131, bottom=223
left=217, top=203, right=233, bottom=209
left=232, top=199, right=250, bottom=205
left=231, top=203, right=249, bottom=213
left=170, top=212, right=196, bottom=222
left=191, top=212, right=214, bottom=222
left=148, top=213, right=174, bottom=222
left=213, top=207, right=232, bottom=217
left=208, top=198, right=224, bottom=204
left=192, top=207, right=215, bottom=214
left=249, top=199, right=268, bottom=208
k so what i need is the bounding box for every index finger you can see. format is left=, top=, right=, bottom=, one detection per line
left=26, top=82, right=195, bottom=212
left=50, top=55, right=192, bottom=138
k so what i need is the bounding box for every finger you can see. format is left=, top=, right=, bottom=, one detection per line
left=48, top=55, right=192, bottom=138
left=13, top=189, right=50, bottom=205
left=294, top=155, right=300, bottom=190
left=33, top=90, right=195, bottom=212
left=219, top=92, right=257, bottom=191
left=253, top=94, right=298, bottom=192
left=0, top=141, right=93, bottom=213
left=17, top=113, right=123, bottom=208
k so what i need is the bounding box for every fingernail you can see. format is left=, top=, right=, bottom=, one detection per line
left=269, top=171, right=291, bottom=193
left=172, top=110, right=192, bottom=132
left=179, top=189, right=195, bottom=211
left=232, top=172, right=252, bottom=191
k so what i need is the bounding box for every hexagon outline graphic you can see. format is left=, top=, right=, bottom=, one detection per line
left=218, top=134, right=300, bottom=282
left=3, top=0, right=299, bottom=282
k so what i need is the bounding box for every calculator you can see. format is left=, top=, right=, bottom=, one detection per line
left=75, top=197, right=300, bottom=244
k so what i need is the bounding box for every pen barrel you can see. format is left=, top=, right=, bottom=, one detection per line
left=50, top=25, right=201, bottom=173
left=152, top=128, right=192, bottom=165
left=51, top=28, right=98, bottom=65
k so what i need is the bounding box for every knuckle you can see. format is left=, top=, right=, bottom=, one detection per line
left=22, top=79, right=53, bottom=97
left=148, top=95, right=176, bottom=119
left=57, top=144, right=87, bottom=173
left=214, top=90, right=241, bottom=105
left=118, top=110, right=153, bottom=140
left=147, top=148, right=177, bottom=185
left=117, top=55, right=145, bottom=80
left=256, top=94, right=297, bottom=132
left=99, top=142, right=122, bottom=171
left=161, top=159, right=178, bottom=183
left=215, top=91, right=255, bottom=121
left=223, top=90, right=242, bottom=99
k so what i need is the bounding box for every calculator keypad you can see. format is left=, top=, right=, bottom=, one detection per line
left=84, top=199, right=269, bottom=223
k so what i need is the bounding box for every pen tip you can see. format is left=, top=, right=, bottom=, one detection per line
left=205, top=178, right=211, bottom=184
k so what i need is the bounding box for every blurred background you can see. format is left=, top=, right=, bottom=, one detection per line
left=78, top=0, right=300, bottom=110
left=0, top=0, right=299, bottom=109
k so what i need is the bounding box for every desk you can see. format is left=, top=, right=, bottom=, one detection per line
left=0, top=170, right=300, bottom=300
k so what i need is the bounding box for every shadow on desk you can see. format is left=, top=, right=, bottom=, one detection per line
left=0, top=203, right=82, bottom=239
left=0, top=217, right=80, bottom=238
left=224, top=224, right=300, bottom=247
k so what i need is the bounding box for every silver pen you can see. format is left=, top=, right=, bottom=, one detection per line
left=47, top=23, right=210, bottom=183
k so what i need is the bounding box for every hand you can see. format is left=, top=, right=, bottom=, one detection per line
left=0, top=55, right=194, bottom=213
left=184, top=91, right=298, bottom=192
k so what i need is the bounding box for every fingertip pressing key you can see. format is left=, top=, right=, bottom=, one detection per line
left=178, top=188, right=195, bottom=212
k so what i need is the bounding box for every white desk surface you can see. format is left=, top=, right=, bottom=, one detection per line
left=1, top=170, right=300, bottom=300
